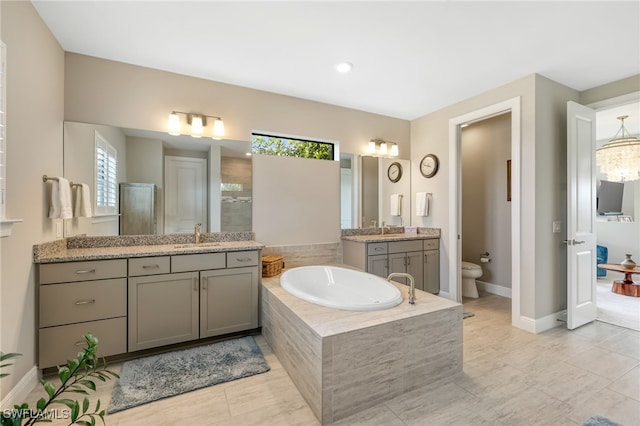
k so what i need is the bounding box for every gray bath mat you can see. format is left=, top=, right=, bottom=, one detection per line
left=580, top=416, right=623, bottom=426
left=108, top=336, right=270, bottom=413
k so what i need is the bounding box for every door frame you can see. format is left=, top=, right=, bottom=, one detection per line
left=448, top=97, right=524, bottom=328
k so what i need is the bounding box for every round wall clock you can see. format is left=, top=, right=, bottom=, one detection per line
left=420, top=154, right=439, bottom=178
left=387, top=162, right=403, bottom=183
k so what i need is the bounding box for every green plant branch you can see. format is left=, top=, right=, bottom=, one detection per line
left=1, top=333, right=118, bottom=426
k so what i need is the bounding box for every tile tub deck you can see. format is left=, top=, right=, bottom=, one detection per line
left=261, top=273, right=463, bottom=424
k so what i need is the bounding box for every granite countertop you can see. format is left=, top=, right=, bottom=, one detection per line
left=33, top=232, right=265, bottom=263
left=341, top=228, right=440, bottom=243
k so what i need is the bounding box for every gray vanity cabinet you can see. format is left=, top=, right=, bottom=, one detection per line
left=423, top=239, right=440, bottom=294
left=367, top=254, right=388, bottom=277
left=343, top=238, right=440, bottom=294
left=37, top=259, right=128, bottom=368
left=128, top=271, right=200, bottom=351
left=200, top=267, right=259, bottom=338
left=389, top=250, right=425, bottom=290
left=128, top=251, right=260, bottom=351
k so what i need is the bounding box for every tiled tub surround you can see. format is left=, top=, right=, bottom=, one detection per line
left=33, top=232, right=261, bottom=262
left=262, top=274, right=462, bottom=424
left=262, top=242, right=342, bottom=269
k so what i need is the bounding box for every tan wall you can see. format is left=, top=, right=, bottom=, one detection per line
left=533, top=75, right=581, bottom=317
left=411, top=75, right=537, bottom=317
left=63, top=53, right=409, bottom=245
left=64, top=53, right=410, bottom=158
left=0, top=1, right=65, bottom=400
left=461, top=113, right=512, bottom=289
left=580, top=74, right=640, bottom=106
left=252, top=154, right=340, bottom=245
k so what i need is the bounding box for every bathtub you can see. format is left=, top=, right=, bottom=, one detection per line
left=280, top=265, right=403, bottom=311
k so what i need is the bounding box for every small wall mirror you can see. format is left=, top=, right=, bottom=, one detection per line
left=340, top=153, right=411, bottom=229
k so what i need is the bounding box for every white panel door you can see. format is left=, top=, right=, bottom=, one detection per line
left=164, top=156, right=207, bottom=233
left=566, top=101, right=597, bottom=330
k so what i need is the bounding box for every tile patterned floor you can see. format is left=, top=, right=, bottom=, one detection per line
left=24, top=294, right=640, bottom=425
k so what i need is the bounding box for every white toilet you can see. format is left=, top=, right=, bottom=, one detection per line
left=461, top=261, right=483, bottom=298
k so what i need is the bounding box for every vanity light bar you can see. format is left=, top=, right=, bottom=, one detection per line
left=168, top=111, right=225, bottom=140
left=369, top=139, right=399, bottom=157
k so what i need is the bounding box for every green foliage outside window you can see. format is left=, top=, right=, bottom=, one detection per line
left=251, top=134, right=334, bottom=160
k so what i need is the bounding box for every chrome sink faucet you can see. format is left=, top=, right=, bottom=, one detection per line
left=387, top=272, right=416, bottom=304
left=194, top=223, right=201, bottom=244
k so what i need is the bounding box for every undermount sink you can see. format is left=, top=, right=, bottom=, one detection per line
left=173, top=242, right=221, bottom=249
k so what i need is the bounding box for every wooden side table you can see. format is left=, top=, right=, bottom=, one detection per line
left=597, top=264, right=640, bottom=297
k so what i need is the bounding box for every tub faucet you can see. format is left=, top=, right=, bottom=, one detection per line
left=387, top=272, right=416, bottom=304
left=194, top=223, right=201, bottom=244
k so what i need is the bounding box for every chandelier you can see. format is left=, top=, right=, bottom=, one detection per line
left=596, top=115, right=640, bottom=182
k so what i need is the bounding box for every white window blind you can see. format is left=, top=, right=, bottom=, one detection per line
left=95, top=131, right=118, bottom=215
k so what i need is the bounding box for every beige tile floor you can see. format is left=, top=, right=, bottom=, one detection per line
left=24, top=294, right=640, bottom=425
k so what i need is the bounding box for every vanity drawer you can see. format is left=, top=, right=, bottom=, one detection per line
left=227, top=251, right=259, bottom=268
left=388, top=240, right=423, bottom=253
left=171, top=253, right=226, bottom=272
left=39, top=278, right=126, bottom=327
left=367, top=243, right=388, bottom=255
left=39, top=259, right=127, bottom=284
left=129, top=256, right=170, bottom=276
left=39, top=317, right=127, bottom=369
left=423, top=239, right=439, bottom=251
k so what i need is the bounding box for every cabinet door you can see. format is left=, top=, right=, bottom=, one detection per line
left=406, top=251, right=425, bottom=292
left=200, top=267, right=259, bottom=338
left=367, top=254, right=388, bottom=278
left=424, top=250, right=440, bottom=294
left=128, top=272, right=199, bottom=351
left=388, top=252, right=408, bottom=284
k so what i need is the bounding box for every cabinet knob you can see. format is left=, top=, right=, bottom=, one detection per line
left=74, top=299, right=96, bottom=305
left=236, top=257, right=252, bottom=262
left=74, top=269, right=96, bottom=275
left=142, top=264, right=160, bottom=269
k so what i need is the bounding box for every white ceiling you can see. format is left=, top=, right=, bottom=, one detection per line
left=32, top=1, right=639, bottom=122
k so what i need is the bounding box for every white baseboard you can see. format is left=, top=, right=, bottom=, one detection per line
left=517, top=310, right=566, bottom=334
left=476, top=280, right=512, bottom=298
left=0, top=366, right=38, bottom=409
left=437, top=290, right=451, bottom=300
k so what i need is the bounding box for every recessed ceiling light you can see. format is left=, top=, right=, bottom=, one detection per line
left=335, top=62, right=353, bottom=73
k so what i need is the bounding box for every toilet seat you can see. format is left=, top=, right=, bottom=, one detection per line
left=461, top=261, right=481, bottom=271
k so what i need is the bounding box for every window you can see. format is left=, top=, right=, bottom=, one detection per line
left=95, top=131, right=118, bottom=215
left=221, top=183, right=243, bottom=192
left=251, top=132, right=336, bottom=160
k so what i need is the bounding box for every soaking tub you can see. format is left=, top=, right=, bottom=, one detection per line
left=280, top=265, right=403, bottom=311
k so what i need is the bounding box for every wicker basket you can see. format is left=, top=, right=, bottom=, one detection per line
left=262, top=255, right=284, bottom=277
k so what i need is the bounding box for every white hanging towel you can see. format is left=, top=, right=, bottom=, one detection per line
left=48, top=177, right=73, bottom=219
left=390, top=194, right=402, bottom=216
left=74, top=183, right=93, bottom=218
left=416, top=192, right=431, bottom=217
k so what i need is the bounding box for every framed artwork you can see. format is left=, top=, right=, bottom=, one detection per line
left=507, top=160, right=512, bottom=202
